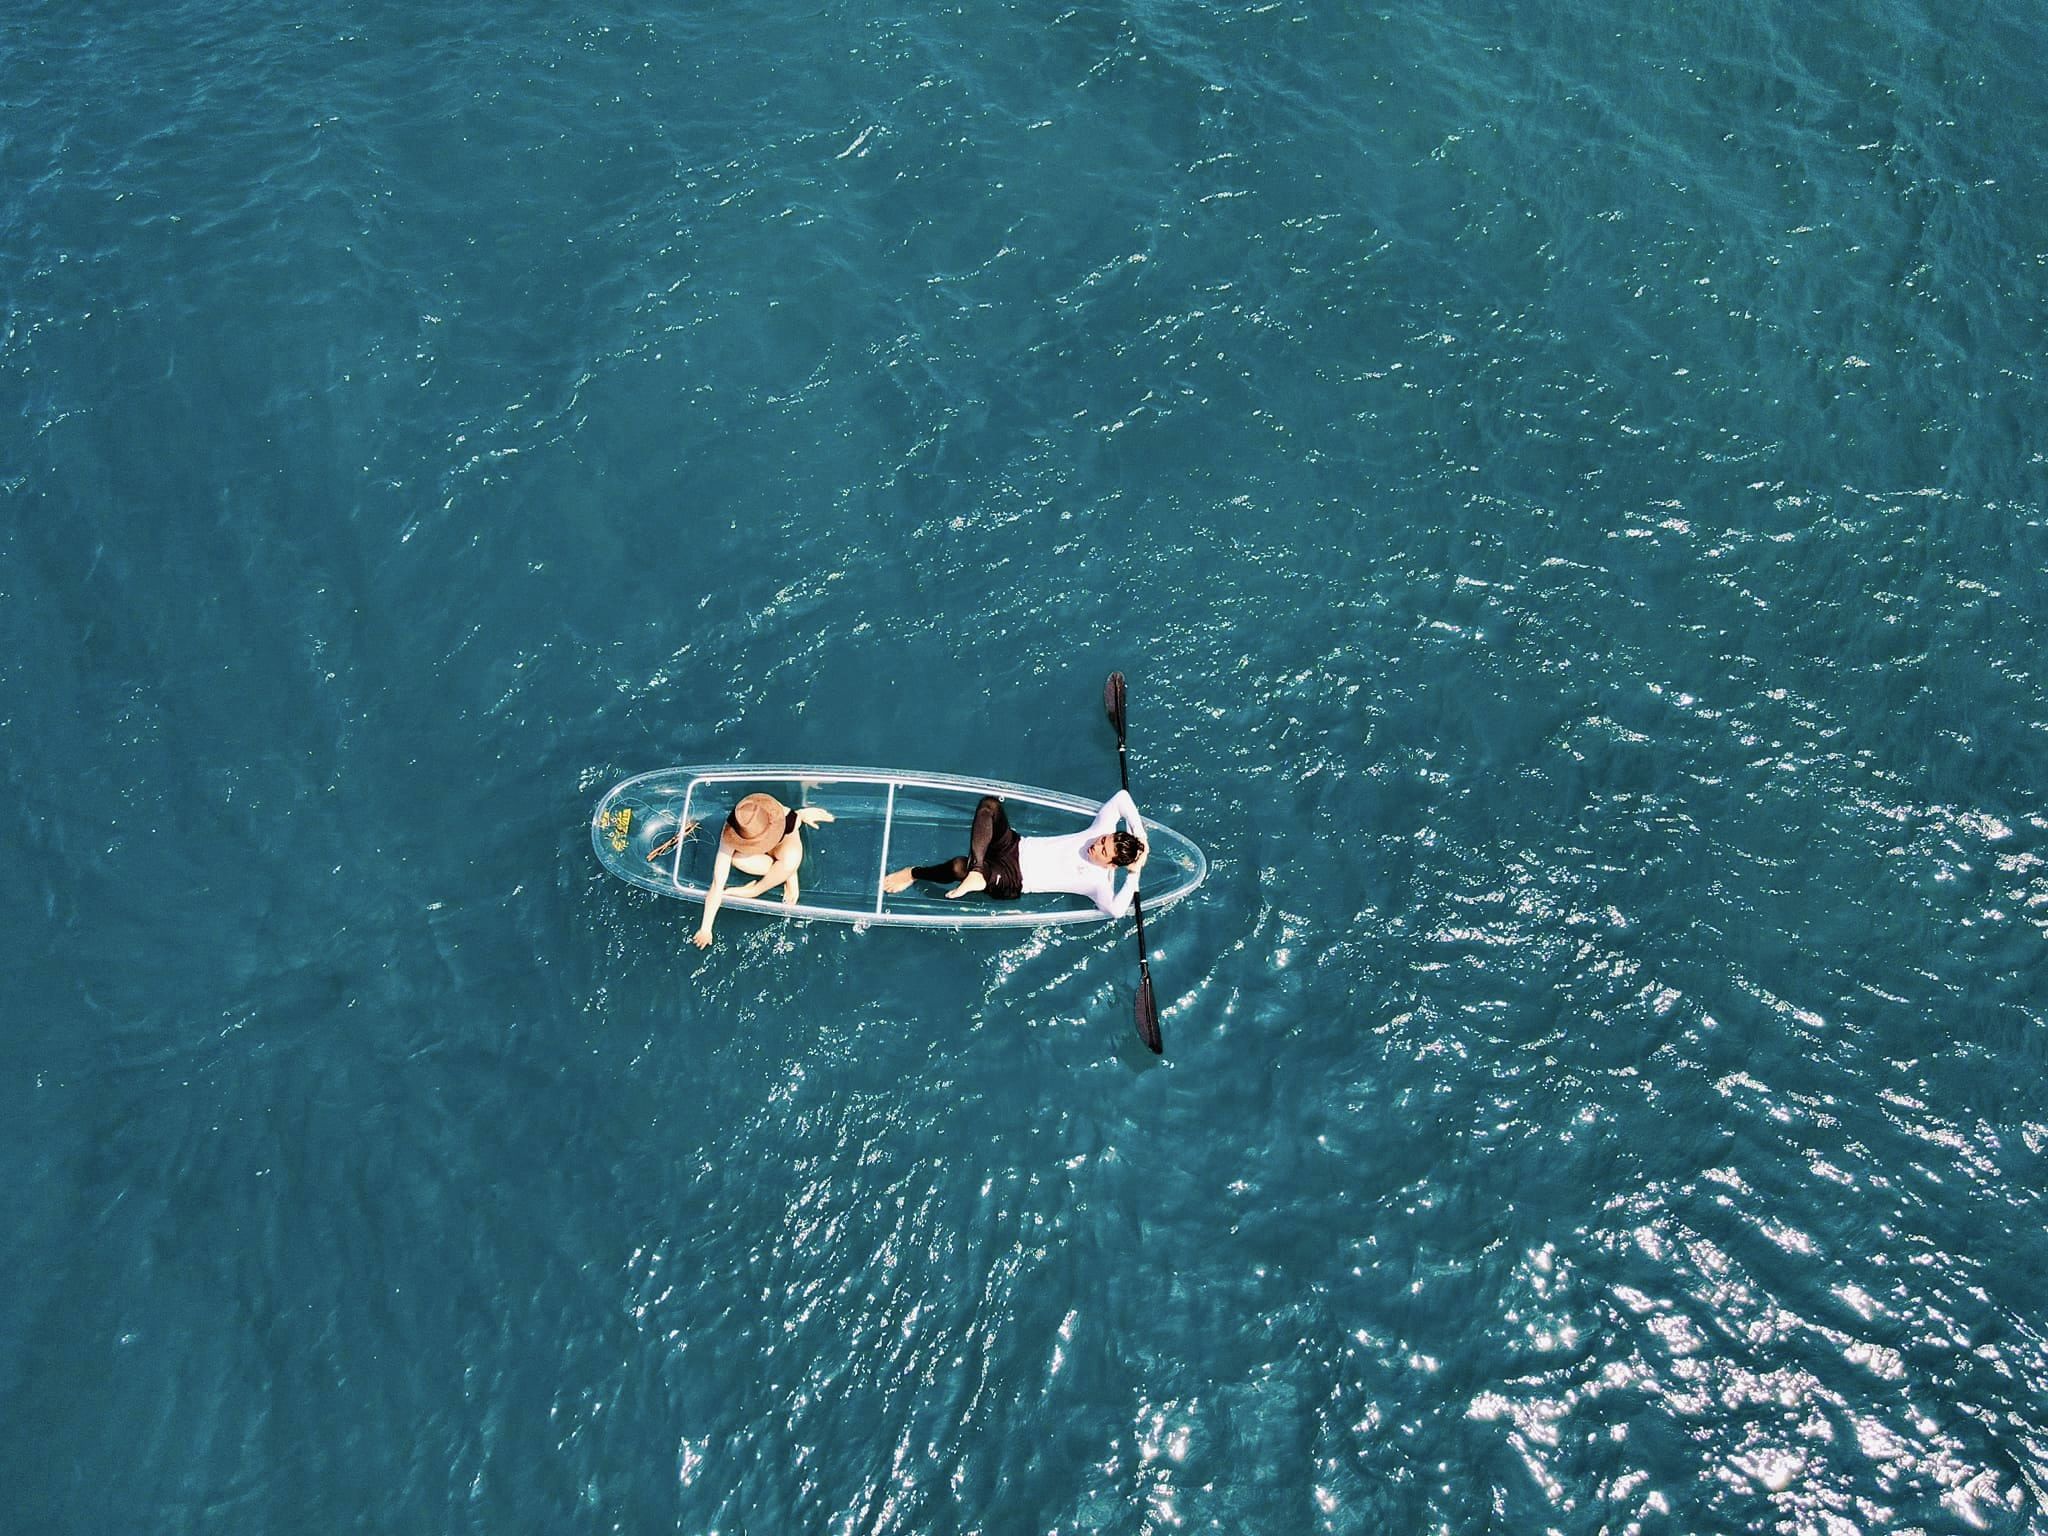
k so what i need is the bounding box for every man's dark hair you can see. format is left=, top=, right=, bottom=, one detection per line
left=1108, top=831, right=1146, bottom=867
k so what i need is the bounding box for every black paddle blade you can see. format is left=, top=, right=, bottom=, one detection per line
left=1104, top=672, right=1127, bottom=735
left=1135, top=976, right=1162, bottom=1053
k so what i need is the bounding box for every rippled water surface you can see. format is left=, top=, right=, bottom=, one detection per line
left=6, top=0, right=2047, bottom=1530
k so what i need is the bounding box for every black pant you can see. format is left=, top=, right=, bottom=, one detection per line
left=910, top=796, right=1023, bottom=899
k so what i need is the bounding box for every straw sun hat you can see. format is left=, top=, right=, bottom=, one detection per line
left=724, top=792, right=795, bottom=855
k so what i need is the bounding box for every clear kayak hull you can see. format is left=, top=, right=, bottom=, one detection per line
left=591, top=765, right=1207, bottom=929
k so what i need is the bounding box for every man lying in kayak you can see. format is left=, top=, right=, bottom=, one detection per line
left=647, top=791, right=834, bottom=947
left=884, top=791, right=1147, bottom=916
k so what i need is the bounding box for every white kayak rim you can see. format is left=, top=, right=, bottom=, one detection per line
left=590, top=764, right=1208, bottom=929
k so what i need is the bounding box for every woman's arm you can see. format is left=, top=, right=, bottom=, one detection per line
left=693, top=841, right=737, bottom=947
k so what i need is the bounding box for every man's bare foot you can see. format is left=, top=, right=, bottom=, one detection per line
left=882, top=868, right=914, bottom=895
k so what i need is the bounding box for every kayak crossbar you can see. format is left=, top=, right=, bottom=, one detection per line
left=874, top=780, right=896, bottom=916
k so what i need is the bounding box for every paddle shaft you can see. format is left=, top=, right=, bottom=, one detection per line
left=1114, top=738, right=1149, bottom=957
left=1104, top=673, right=1161, bottom=1052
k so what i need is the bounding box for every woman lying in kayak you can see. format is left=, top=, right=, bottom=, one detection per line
left=884, top=791, right=1147, bottom=916
left=648, top=791, right=835, bottom=947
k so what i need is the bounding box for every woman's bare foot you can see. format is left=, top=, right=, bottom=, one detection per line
left=882, top=867, right=915, bottom=895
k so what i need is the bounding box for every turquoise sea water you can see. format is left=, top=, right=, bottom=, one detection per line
left=7, top=0, right=2047, bottom=1529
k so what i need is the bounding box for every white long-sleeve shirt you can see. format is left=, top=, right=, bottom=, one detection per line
left=1016, top=789, right=1146, bottom=916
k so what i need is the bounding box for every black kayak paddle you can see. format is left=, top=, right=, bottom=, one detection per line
left=1103, top=672, right=1162, bottom=1053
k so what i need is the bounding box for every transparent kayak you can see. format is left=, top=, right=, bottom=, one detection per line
left=590, top=765, right=1207, bottom=929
